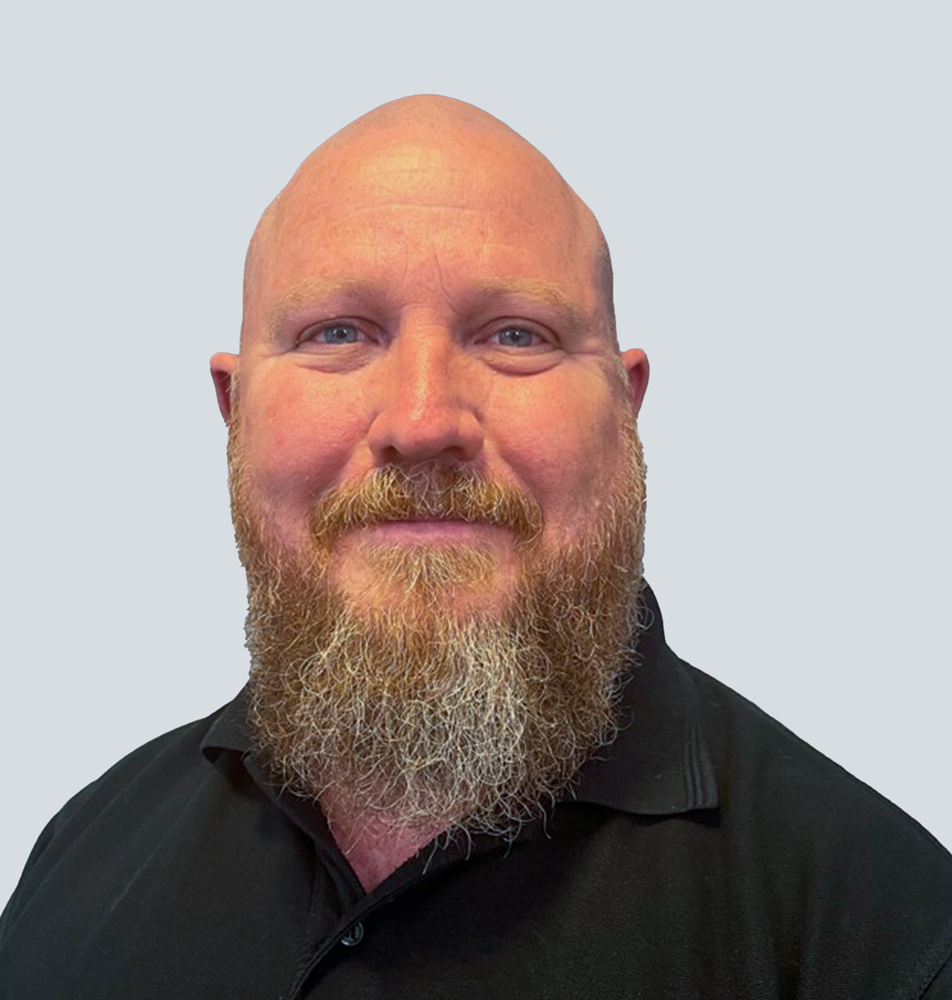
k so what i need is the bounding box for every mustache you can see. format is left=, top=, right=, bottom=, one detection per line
left=307, top=464, right=544, bottom=548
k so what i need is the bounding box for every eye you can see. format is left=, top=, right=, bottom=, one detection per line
left=494, top=327, right=540, bottom=348
left=314, top=323, right=362, bottom=344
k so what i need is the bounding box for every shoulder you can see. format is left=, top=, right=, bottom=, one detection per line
left=688, top=660, right=949, bottom=863
left=684, top=661, right=952, bottom=994
left=0, top=700, right=242, bottom=941
left=50, top=703, right=234, bottom=830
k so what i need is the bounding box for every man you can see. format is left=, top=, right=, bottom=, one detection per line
left=1, top=96, right=950, bottom=998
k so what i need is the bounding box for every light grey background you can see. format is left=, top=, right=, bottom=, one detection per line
left=2, top=2, right=949, bottom=907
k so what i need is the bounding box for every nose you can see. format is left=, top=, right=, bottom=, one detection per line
left=366, top=328, right=484, bottom=466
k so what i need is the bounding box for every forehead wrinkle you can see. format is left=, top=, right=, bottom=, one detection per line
left=243, top=99, right=615, bottom=349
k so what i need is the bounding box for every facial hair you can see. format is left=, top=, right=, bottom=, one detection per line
left=229, top=416, right=647, bottom=840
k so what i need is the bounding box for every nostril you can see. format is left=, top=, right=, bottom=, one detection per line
left=367, top=408, right=484, bottom=466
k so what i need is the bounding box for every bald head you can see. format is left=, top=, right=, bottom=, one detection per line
left=241, top=95, right=615, bottom=349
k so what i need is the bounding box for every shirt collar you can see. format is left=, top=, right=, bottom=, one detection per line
left=201, top=690, right=251, bottom=759
left=201, top=582, right=719, bottom=818
left=571, top=583, right=719, bottom=815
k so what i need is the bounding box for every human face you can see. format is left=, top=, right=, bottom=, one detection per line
left=212, top=131, right=648, bottom=611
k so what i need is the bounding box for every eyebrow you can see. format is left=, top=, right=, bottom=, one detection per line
left=467, top=279, right=589, bottom=330
left=267, top=277, right=374, bottom=342
left=267, top=275, right=591, bottom=341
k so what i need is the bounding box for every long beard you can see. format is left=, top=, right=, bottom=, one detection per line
left=229, top=420, right=647, bottom=839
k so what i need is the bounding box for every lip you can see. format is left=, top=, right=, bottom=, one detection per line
left=360, top=519, right=503, bottom=542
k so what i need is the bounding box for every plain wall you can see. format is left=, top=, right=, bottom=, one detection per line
left=2, top=1, right=949, bottom=907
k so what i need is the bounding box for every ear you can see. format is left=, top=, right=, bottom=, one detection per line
left=210, top=352, right=239, bottom=423
left=620, top=348, right=649, bottom=417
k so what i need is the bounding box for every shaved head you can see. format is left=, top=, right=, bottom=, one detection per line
left=241, top=95, right=615, bottom=351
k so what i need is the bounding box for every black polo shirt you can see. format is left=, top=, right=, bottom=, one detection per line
left=2, top=587, right=951, bottom=998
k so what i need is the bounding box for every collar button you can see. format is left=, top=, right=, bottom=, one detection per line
left=340, top=922, right=364, bottom=947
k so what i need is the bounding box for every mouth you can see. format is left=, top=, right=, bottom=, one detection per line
left=361, top=518, right=505, bottom=543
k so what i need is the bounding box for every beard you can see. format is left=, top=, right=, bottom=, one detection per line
left=229, top=413, right=647, bottom=840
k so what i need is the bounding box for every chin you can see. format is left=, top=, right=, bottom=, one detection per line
left=334, top=543, right=515, bottom=618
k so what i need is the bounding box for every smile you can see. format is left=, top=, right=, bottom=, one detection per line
left=361, top=519, right=505, bottom=543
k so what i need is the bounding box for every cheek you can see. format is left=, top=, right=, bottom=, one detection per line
left=493, top=386, right=626, bottom=525
left=239, top=370, right=365, bottom=513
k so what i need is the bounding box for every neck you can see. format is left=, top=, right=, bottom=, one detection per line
left=319, top=786, right=446, bottom=892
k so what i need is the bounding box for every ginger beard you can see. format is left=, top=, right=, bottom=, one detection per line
left=229, top=410, right=647, bottom=840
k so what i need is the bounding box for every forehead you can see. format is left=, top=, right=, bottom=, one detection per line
left=247, top=137, right=600, bottom=325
